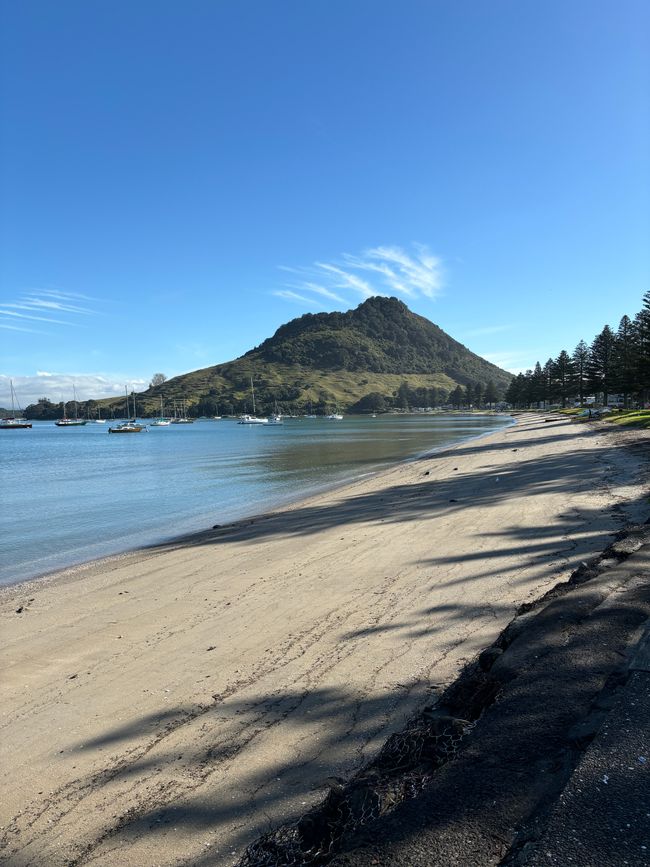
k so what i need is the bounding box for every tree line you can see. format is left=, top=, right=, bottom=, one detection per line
left=506, top=292, right=650, bottom=409
left=351, top=380, right=500, bottom=413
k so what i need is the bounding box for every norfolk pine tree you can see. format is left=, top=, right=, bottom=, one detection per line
left=572, top=340, right=589, bottom=405
left=587, top=325, right=616, bottom=405
left=552, top=350, right=575, bottom=407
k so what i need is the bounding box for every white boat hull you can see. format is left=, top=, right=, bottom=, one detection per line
left=238, top=415, right=268, bottom=425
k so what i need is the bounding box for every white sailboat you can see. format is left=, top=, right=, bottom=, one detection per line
left=171, top=399, right=194, bottom=424
left=0, top=380, right=32, bottom=429
left=238, top=378, right=268, bottom=424
left=150, top=396, right=171, bottom=426
left=55, top=385, right=87, bottom=426
left=94, top=405, right=106, bottom=423
left=266, top=400, right=283, bottom=425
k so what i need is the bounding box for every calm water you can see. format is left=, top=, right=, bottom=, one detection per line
left=0, top=414, right=512, bottom=586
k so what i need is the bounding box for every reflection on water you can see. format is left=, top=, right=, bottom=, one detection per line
left=0, top=414, right=512, bottom=585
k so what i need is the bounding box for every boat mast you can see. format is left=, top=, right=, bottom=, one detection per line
left=250, top=377, right=256, bottom=415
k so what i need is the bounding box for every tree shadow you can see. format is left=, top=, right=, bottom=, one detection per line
left=326, top=585, right=650, bottom=867
left=5, top=419, right=647, bottom=866
left=9, top=569, right=646, bottom=867
left=144, top=438, right=624, bottom=554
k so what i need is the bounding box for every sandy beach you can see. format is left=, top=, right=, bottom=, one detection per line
left=1, top=414, right=647, bottom=867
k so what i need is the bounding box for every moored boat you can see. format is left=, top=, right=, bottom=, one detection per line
left=266, top=400, right=283, bottom=425
left=171, top=399, right=194, bottom=423
left=55, top=385, right=87, bottom=426
left=0, top=381, right=32, bottom=429
left=237, top=378, right=268, bottom=424
left=108, top=420, right=146, bottom=433
left=238, top=414, right=268, bottom=425
left=108, top=388, right=146, bottom=433
left=150, top=396, right=171, bottom=426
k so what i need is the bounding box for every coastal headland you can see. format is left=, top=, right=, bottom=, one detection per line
left=1, top=415, right=647, bottom=866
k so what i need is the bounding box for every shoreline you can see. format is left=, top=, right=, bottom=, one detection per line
left=1, top=413, right=646, bottom=866
left=1, top=415, right=515, bottom=597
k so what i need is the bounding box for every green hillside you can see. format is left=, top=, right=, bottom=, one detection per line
left=144, top=297, right=510, bottom=413
left=251, top=296, right=505, bottom=379
left=26, top=297, right=512, bottom=418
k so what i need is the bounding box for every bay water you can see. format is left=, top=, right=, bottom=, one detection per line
left=0, top=414, right=512, bottom=586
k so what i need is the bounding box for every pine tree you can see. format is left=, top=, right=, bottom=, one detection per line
left=543, top=358, right=554, bottom=406
left=632, top=291, right=650, bottom=399
left=587, top=325, right=616, bottom=404
left=396, top=381, right=410, bottom=410
left=552, top=350, right=575, bottom=407
left=613, top=315, right=636, bottom=407
left=505, top=376, right=520, bottom=407
left=529, top=362, right=545, bottom=406
left=450, top=385, right=463, bottom=409
left=572, top=340, right=589, bottom=405
left=484, top=379, right=498, bottom=408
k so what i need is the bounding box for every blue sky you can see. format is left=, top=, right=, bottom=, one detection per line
left=1, top=0, right=648, bottom=403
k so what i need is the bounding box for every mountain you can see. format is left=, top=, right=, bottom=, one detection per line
left=26, top=298, right=512, bottom=418
left=250, top=296, right=508, bottom=380
left=144, top=297, right=511, bottom=412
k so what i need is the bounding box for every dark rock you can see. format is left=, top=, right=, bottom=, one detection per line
left=567, top=713, right=606, bottom=749
left=569, top=561, right=599, bottom=585
left=478, top=646, right=503, bottom=672
left=15, top=606, right=24, bottom=614
left=610, top=537, right=644, bottom=556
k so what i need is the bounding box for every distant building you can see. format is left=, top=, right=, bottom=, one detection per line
left=581, top=393, right=625, bottom=407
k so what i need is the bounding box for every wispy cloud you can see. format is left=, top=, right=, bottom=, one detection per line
left=0, top=321, right=45, bottom=334
left=275, top=243, right=444, bottom=309
left=0, top=308, right=78, bottom=326
left=300, top=283, right=346, bottom=303
left=273, top=289, right=326, bottom=307
left=314, top=263, right=376, bottom=298
left=0, top=289, right=99, bottom=332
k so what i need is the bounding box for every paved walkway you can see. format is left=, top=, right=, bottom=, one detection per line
left=524, top=626, right=650, bottom=867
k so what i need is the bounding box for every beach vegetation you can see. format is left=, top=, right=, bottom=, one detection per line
left=603, top=410, right=650, bottom=428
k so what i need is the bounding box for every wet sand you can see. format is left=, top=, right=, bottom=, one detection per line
left=0, top=414, right=646, bottom=866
